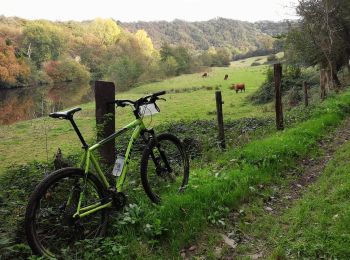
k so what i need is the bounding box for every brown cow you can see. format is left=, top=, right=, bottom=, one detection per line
left=232, top=83, right=245, bottom=93
left=224, top=74, right=228, bottom=80
left=202, top=72, right=208, bottom=78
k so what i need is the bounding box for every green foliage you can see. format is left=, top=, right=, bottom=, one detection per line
left=116, top=204, right=143, bottom=226
left=207, top=206, right=230, bottom=226
left=143, top=219, right=168, bottom=239
left=249, top=65, right=313, bottom=104
left=122, top=18, right=292, bottom=52
left=160, top=44, right=192, bottom=75
left=0, top=16, right=293, bottom=88
left=22, top=21, right=65, bottom=68
left=89, top=18, right=122, bottom=46
left=161, top=56, right=178, bottom=76
left=200, top=47, right=232, bottom=67
left=287, top=86, right=303, bottom=106
left=284, top=0, right=350, bottom=86
left=271, top=140, right=350, bottom=258
left=108, top=56, right=144, bottom=90
left=2, top=88, right=350, bottom=258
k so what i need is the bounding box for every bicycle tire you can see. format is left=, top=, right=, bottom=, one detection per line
left=140, top=133, right=189, bottom=203
left=25, top=167, right=109, bottom=257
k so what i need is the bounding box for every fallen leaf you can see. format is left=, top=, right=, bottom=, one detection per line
left=188, top=245, right=196, bottom=251
left=221, top=234, right=237, bottom=249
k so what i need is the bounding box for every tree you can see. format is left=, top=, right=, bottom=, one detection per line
left=0, top=37, right=30, bottom=87
left=159, top=43, right=192, bottom=75
left=135, top=30, right=156, bottom=58
left=108, top=56, right=144, bottom=90
left=89, top=18, right=122, bottom=46
left=162, top=56, right=178, bottom=76
left=75, top=34, right=108, bottom=80
left=286, top=0, right=350, bottom=91
left=22, top=21, right=65, bottom=67
left=43, top=58, right=90, bottom=83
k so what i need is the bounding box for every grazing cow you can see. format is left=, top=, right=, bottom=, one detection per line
left=232, top=83, right=245, bottom=93
left=224, top=74, right=228, bottom=80
left=202, top=72, right=208, bottom=78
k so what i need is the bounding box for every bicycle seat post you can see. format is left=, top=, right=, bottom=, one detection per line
left=68, top=117, right=88, bottom=149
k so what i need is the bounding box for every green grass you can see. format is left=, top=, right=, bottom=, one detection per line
left=230, top=52, right=284, bottom=67
left=270, top=140, right=350, bottom=258
left=0, top=64, right=270, bottom=174
left=63, top=88, right=350, bottom=259
left=1, top=86, right=350, bottom=258
left=2, top=54, right=350, bottom=258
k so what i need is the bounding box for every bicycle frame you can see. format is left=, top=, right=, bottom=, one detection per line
left=72, top=118, right=146, bottom=219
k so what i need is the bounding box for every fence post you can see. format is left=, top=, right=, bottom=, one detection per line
left=95, top=81, right=116, bottom=167
left=215, top=91, right=226, bottom=149
left=303, top=81, right=309, bottom=107
left=274, top=63, right=284, bottom=130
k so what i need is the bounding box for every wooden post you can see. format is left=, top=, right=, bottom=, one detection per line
left=215, top=91, right=226, bottom=149
left=95, top=81, right=116, bottom=167
left=303, top=81, right=309, bottom=107
left=274, top=63, right=284, bottom=130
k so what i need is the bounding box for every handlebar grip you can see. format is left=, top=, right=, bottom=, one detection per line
left=153, top=91, right=166, bottom=97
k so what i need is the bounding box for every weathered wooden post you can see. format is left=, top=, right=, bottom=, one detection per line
left=95, top=81, right=116, bottom=167
left=215, top=91, right=226, bottom=149
left=303, top=81, right=309, bottom=107
left=274, top=63, right=284, bottom=130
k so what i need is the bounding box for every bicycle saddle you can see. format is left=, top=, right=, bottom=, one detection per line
left=49, top=107, right=82, bottom=120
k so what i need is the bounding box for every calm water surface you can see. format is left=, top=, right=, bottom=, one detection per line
left=0, top=83, right=94, bottom=125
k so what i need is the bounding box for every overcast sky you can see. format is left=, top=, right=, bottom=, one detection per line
left=1, top=0, right=299, bottom=22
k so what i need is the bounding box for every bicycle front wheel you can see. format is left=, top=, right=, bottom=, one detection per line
left=25, top=168, right=109, bottom=258
left=140, top=133, right=189, bottom=203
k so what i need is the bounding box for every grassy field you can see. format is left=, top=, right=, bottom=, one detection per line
left=2, top=77, right=350, bottom=258
left=0, top=63, right=271, bottom=174
left=4, top=53, right=350, bottom=259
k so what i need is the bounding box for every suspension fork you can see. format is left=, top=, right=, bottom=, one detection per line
left=141, top=130, right=172, bottom=173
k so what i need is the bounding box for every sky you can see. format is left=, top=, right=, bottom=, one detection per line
left=0, top=0, right=299, bottom=23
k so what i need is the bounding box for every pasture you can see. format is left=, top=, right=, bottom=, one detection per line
left=0, top=63, right=271, bottom=173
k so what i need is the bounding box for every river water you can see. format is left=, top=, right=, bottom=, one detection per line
left=0, top=82, right=94, bottom=125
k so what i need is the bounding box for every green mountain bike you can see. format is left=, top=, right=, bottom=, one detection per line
left=24, top=91, right=189, bottom=257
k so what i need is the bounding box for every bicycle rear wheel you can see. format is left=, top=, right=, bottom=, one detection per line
left=140, top=133, right=189, bottom=203
left=25, top=168, right=109, bottom=257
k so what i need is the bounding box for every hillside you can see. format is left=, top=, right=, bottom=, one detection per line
left=121, top=17, right=294, bottom=51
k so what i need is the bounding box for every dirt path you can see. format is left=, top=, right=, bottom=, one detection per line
left=182, top=118, right=350, bottom=259
left=233, top=118, right=350, bottom=259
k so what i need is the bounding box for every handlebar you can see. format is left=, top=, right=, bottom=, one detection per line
left=110, top=91, right=166, bottom=109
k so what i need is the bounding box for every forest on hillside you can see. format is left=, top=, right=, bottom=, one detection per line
left=0, top=16, right=288, bottom=89
left=121, top=18, right=292, bottom=51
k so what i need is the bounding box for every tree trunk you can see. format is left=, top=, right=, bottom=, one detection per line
left=320, top=69, right=327, bottom=100
left=332, top=70, right=342, bottom=89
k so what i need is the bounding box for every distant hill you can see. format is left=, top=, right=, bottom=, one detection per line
left=121, top=18, right=295, bottom=52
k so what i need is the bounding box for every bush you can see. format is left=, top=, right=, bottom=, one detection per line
left=251, top=62, right=261, bottom=66
left=287, top=86, right=302, bottom=106
left=43, top=58, right=90, bottom=83
left=249, top=65, right=315, bottom=105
